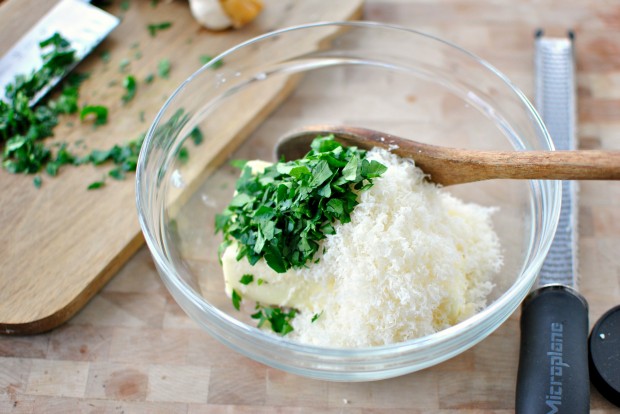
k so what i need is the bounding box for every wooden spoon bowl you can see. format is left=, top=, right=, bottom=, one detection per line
left=276, top=125, right=620, bottom=186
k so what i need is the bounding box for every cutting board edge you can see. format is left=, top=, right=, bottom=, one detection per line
left=0, top=233, right=144, bottom=335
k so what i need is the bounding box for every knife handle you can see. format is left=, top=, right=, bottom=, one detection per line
left=515, top=285, right=590, bottom=414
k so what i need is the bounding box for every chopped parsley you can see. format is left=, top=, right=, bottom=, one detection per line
left=80, top=105, right=108, bottom=126
left=0, top=33, right=197, bottom=189
left=215, top=135, right=387, bottom=273
left=199, top=55, right=224, bottom=69
left=3, top=137, right=51, bottom=174
left=49, top=73, right=87, bottom=114
left=66, top=72, right=90, bottom=88
left=239, top=274, right=254, bottom=285
left=88, top=133, right=144, bottom=171
left=311, top=311, right=323, bottom=323
left=38, top=33, right=76, bottom=72
left=190, top=127, right=203, bottom=145
left=157, top=58, right=171, bottom=79
left=45, top=143, right=75, bottom=176
left=83, top=133, right=146, bottom=189
left=108, top=167, right=125, bottom=180
left=251, top=306, right=296, bottom=336
left=1, top=32, right=77, bottom=174
left=87, top=180, right=105, bottom=190
left=178, top=146, right=189, bottom=164
left=231, top=289, right=242, bottom=311
left=257, top=278, right=266, bottom=286
left=147, top=22, right=172, bottom=37
left=229, top=159, right=247, bottom=169
left=121, top=75, right=137, bottom=103
left=144, top=73, right=155, bottom=84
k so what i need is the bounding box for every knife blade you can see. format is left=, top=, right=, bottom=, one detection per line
left=515, top=31, right=590, bottom=414
left=0, top=0, right=119, bottom=104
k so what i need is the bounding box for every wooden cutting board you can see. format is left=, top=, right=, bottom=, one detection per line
left=0, top=0, right=363, bottom=334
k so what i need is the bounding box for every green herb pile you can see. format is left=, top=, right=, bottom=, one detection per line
left=215, top=135, right=387, bottom=274
left=0, top=29, right=212, bottom=189
left=0, top=33, right=143, bottom=188
left=0, top=33, right=78, bottom=174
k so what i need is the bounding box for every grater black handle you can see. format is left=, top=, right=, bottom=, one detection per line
left=515, top=285, right=589, bottom=414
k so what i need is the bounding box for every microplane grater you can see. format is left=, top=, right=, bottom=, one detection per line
left=0, top=0, right=119, bottom=103
left=534, top=32, right=578, bottom=287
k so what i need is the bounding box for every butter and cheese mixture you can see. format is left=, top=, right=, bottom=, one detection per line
left=219, top=145, right=503, bottom=348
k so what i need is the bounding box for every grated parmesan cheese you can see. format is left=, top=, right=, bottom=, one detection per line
left=222, top=148, right=503, bottom=348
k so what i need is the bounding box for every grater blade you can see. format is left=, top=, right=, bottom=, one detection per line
left=535, top=32, right=578, bottom=287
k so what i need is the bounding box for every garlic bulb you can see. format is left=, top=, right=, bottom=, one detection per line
left=189, top=0, right=264, bottom=31
left=189, top=0, right=233, bottom=30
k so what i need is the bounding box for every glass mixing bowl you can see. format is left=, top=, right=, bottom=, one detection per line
left=136, top=22, right=560, bottom=381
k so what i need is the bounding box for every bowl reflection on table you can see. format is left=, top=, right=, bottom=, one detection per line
left=136, top=21, right=560, bottom=381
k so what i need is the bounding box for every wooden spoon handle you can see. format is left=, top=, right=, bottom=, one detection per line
left=279, top=126, right=620, bottom=186
left=329, top=127, right=620, bottom=186
left=411, top=148, right=620, bottom=186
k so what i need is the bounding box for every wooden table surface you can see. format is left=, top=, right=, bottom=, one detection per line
left=2, top=0, right=620, bottom=412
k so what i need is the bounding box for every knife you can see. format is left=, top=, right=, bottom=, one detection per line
left=0, top=0, right=119, bottom=104
left=515, top=31, right=590, bottom=414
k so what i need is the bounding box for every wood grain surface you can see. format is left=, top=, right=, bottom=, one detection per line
left=0, top=0, right=363, bottom=334
left=2, top=0, right=620, bottom=412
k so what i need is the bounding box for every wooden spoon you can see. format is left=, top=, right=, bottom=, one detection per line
left=275, top=125, right=620, bottom=186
